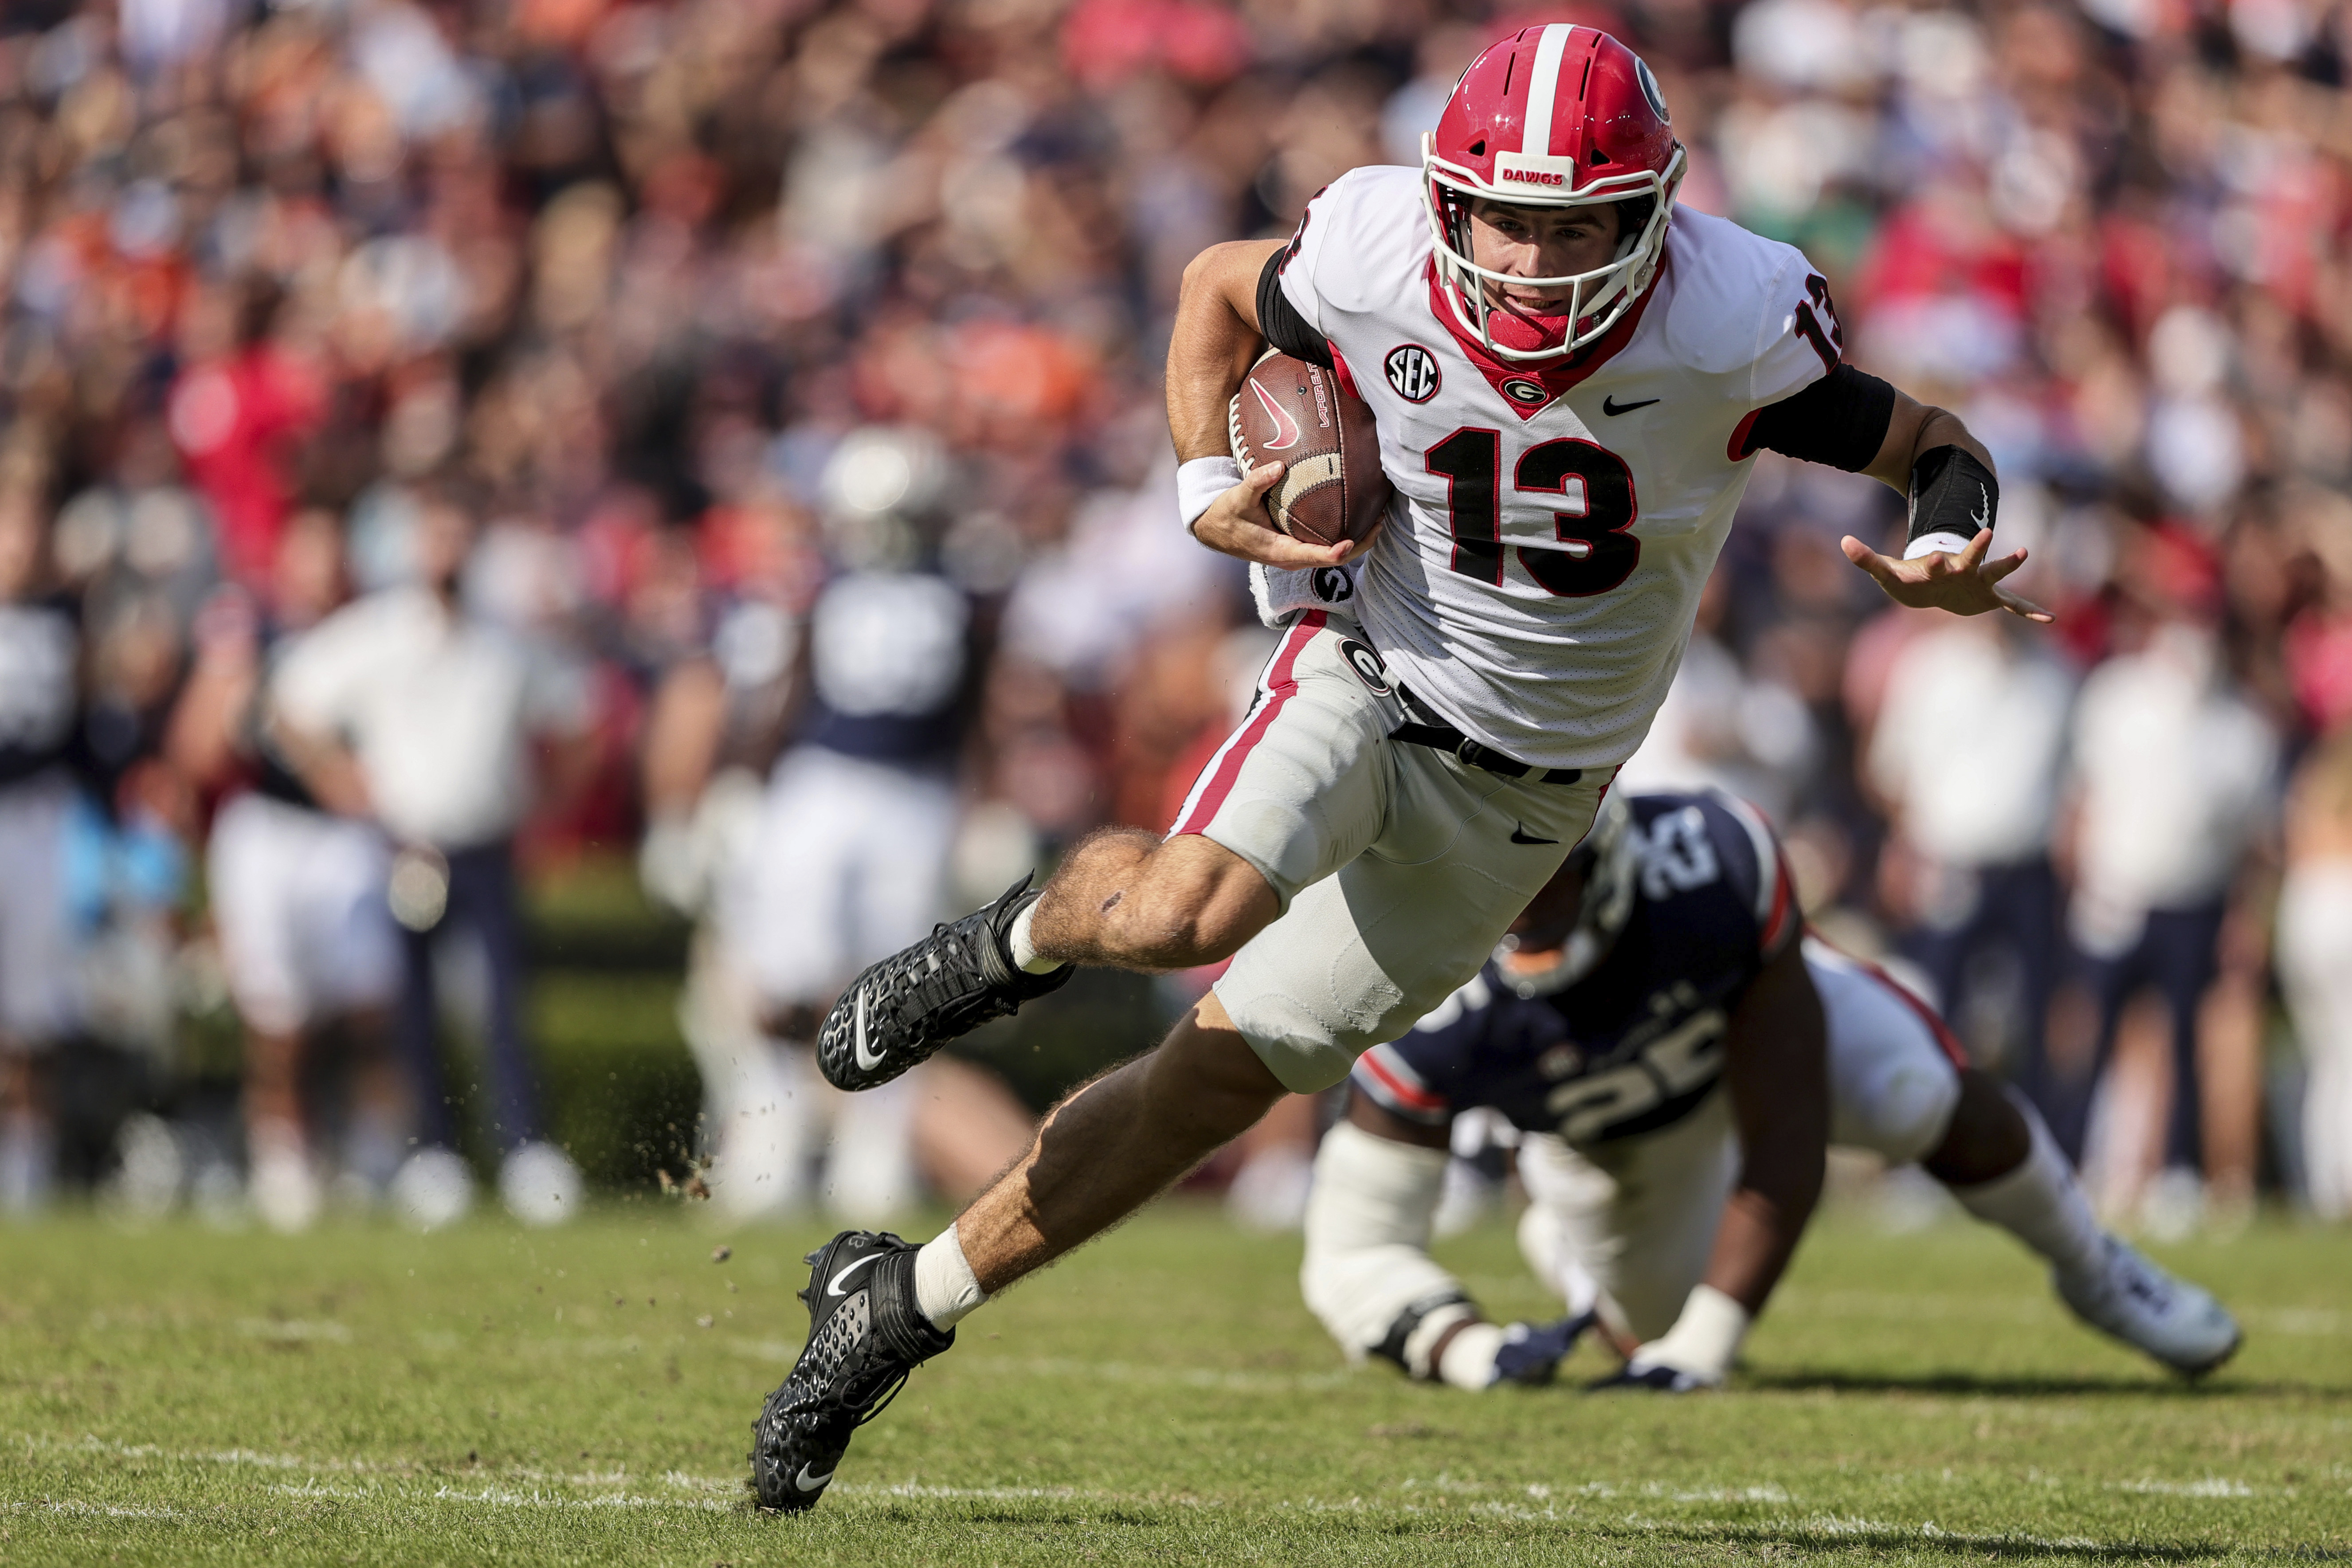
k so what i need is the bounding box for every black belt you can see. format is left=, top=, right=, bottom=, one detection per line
left=1388, top=685, right=1583, bottom=786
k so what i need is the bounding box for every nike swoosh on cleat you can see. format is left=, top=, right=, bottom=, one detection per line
left=851, top=987, right=886, bottom=1074
left=1601, top=395, right=1659, bottom=416
left=1509, top=825, right=1560, bottom=845
left=827, top=1250, right=886, bottom=1297
left=793, top=1462, right=835, bottom=1492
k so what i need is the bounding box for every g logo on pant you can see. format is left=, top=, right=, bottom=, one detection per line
left=1311, top=566, right=1355, bottom=604
left=1337, top=638, right=1392, bottom=696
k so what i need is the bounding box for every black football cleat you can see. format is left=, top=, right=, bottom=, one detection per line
left=749, top=1230, right=954, bottom=1513
left=816, top=875, right=1072, bottom=1092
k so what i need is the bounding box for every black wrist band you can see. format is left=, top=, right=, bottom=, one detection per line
left=1906, top=446, right=1999, bottom=557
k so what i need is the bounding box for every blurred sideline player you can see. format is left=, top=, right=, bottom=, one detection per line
left=166, top=510, right=406, bottom=1230
left=753, top=26, right=2052, bottom=1509
left=642, top=427, right=1032, bottom=1223
left=1305, top=791, right=2239, bottom=1391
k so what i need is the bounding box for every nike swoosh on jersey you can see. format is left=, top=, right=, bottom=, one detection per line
left=1250, top=379, right=1304, bottom=451
left=793, top=1462, right=836, bottom=1492
left=1509, top=824, right=1561, bottom=845
left=852, top=987, right=885, bottom=1073
left=827, top=1250, right=886, bottom=1297
left=1600, top=395, right=1659, bottom=416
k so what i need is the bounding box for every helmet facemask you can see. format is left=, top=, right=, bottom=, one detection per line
left=1421, top=138, right=1686, bottom=364
left=1495, top=795, right=1642, bottom=997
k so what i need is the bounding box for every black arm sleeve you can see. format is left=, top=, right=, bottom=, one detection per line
left=1740, top=363, right=1898, bottom=471
left=1256, top=247, right=1333, bottom=369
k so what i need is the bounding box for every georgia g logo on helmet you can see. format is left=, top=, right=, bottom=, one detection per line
left=1421, top=25, right=1687, bottom=364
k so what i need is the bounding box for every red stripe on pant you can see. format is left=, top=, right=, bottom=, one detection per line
left=1171, top=611, right=1326, bottom=838
left=1828, top=936, right=1972, bottom=1071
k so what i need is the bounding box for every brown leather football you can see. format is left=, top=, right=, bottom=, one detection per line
left=1227, top=350, right=1390, bottom=549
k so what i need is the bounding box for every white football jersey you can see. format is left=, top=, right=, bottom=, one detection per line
left=1269, top=165, right=1842, bottom=771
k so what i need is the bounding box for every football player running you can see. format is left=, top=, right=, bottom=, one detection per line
left=1305, top=790, right=2239, bottom=1393
left=752, top=25, right=2052, bottom=1509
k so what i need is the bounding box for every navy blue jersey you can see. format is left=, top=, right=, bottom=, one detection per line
left=796, top=569, right=972, bottom=769
left=1354, top=791, right=1798, bottom=1146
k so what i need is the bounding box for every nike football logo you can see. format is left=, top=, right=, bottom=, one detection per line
left=1601, top=395, right=1658, bottom=416
left=1250, top=379, right=1303, bottom=451
left=852, top=987, right=885, bottom=1073
left=793, top=1462, right=835, bottom=1492
left=1510, top=825, right=1560, bottom=845
left=827, top=1250, right=886, bottom=1297
left=1970, top=484, right=1990, bottom=533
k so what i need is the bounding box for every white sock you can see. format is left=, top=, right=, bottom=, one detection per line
left=913, top=1223, right=988, bottom=1329
left=1948, top=1092, right=2107, bottom=1280
left=1007, top=903, right=1062, bottom=975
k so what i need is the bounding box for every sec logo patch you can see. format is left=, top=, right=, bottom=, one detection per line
left=1337, top=638, right=1392, bottom=696
left=1384, top=345, right=1441, bottom=404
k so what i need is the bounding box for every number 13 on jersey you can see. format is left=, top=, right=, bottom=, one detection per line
left=1424, top=429, right=1642, bottom=598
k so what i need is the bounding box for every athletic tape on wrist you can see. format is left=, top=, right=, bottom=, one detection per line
left=1905, top=446, right=1998, bottom=561
left=1639, top=1283, right=1750, bottom=1382
left=1177, top=456, right=1245, bottom=536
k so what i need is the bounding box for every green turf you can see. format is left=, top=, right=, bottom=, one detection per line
left=1, top=1203, right=2345, bottom=1564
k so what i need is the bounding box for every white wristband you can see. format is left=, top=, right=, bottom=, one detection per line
left=1639, top=1284, right=1751, bottom=1382
left=1902, top=531, right=1977, bottom=561
left=1177, top=456, right=1245, bottom=536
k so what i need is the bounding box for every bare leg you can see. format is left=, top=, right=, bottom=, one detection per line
left=1921, top=1068, right=2032, bottom=1186
left=1027, top=831, right=1278, bottom=972
left=243, top=1024, right=306, bottom=1145
left=954, top=991, right=1287, bottom=1291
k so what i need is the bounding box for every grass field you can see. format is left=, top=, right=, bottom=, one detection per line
left=1, top=1203, right=2346, bottom=1565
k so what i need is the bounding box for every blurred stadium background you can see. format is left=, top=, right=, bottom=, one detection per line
left=0, top=0, right=2347, bottom=1240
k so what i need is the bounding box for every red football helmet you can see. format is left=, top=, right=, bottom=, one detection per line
left=1423, top=24, right=1685, bottom=361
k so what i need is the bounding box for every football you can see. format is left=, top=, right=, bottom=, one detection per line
left=1227, top=349, right=1391, bottom=549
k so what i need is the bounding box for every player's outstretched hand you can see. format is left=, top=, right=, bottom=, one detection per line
left=1192, top=460, right=1377, bottom=571
left=1491, top=1310, right=1598, bottom=1387
left=1838, top=529, right=2054, bottom=623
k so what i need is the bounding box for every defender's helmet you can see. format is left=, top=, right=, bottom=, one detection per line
left=1495, top=792, right=1641, bottom=997
left=1423, top=24, right=1684, bottom=362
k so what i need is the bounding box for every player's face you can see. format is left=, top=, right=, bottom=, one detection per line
left=1465, top=199, right=1624, bottom=313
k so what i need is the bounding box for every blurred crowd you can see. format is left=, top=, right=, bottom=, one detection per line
left=0, top=0, right=2346, bottom=1233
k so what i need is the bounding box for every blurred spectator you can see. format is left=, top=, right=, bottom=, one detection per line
left=1617, top=570, right=1817, bottom=822
left=165, top=510, right=404, bottom=1231
left=271, top=491, right=595, bottom=1228
left=0, top=498, right=82, bottom=1211
left=2278, top=729, right=2352, bottom=1220
left=1866, top=614, right=2075, bottom=1096
left=2050, top=545, right=2279, bottom=1224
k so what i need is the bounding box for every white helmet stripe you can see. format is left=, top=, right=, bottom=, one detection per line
left=1520, top=24, right=1572, bottom=158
